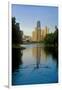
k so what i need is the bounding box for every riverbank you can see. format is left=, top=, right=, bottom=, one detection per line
left=22, top=42, right=58, bottom=48
left=12, top=44, right=26, bottom=50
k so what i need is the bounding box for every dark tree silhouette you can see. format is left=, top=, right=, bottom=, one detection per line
left=12, top=17, right=23, bottom=44
left=54, top=26, right=58, bottom=45
left=44, top=26, right=58, bottom=46
left=12, top=17, right=23, bottom=73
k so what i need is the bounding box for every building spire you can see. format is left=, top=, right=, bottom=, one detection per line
left=37, top=21, right=41, bottom=29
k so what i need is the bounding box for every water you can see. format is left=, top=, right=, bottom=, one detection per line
left=12, top=43, right=58, bottom=85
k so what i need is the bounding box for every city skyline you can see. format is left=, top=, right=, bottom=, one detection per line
left=12, top=4, right=58, bottom=36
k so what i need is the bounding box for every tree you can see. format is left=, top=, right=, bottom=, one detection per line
left=54, top=26, right=58, bottom=45
left=12, top=17, right=23, bottom=44
left=44, top=26, right=58, bottom=46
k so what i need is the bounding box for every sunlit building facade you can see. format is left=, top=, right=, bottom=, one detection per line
left=32, top=21, right=49, bottom=41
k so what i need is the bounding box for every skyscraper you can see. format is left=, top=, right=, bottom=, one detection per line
left=32, top=21, right=48, bottom=42
left=33, top=21, right=41, bottom=42
left=37, top=21, right=41, bottom=29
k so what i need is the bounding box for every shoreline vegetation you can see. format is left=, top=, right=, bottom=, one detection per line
left=12, top=42, right=58, bottom=50
left=43, top=28, right=58, bottom=46
left=12, top=44, right=26, bottom=50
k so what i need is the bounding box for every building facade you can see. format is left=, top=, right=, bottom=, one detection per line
left=32, top=21, right=48, bottom=42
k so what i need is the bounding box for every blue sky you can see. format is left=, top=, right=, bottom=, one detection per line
left=12, top=4, right=58, bottom=36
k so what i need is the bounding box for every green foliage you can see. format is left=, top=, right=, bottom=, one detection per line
left=44, top=26, right=58, bottom=46
left=12, top=17, right=23, bottom=44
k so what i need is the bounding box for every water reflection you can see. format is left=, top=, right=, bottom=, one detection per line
left=32, top=44, right=49, bottom=69
left=12, top=48, right=23, bottom=72
left=32, top=45, right=41, bottom=69
left=12, top=44, right=58, bottom=85
left=44, top=47, right=58, bottom=67
left=44, top=46, right=58, bottom=67
left=44, top=46, right=58, bottom=59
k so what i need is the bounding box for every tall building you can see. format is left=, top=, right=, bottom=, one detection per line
left=37, top=21, right=41, bottom=29
left=36, top=21, right=41, bottom=41
left=32, top=31, right=35, bottom=41
left=41, top=29, right=44, bottom=40
left=43, top=26, right=48, bottom=38
left=32, top=21, right=48, bottom=41
left=41, top=26, right=49, bottom=40
left=32, top=21, right=41, bottom=42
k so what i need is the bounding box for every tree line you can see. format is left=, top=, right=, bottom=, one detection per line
left=44, top=26, right=58, bottom=46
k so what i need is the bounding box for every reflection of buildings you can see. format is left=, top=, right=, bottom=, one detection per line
left=32, top=21, right=48, bottom=41
left=32, top=46, right=41, bottom=68
left=32, top=46, right=41, bottom=59
left=32, top=45, right=47, bottom=69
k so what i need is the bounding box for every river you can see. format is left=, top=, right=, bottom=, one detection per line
left=12, top=43, right=58, bottom=85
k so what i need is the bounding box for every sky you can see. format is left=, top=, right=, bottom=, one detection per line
left=12, top=4, right=58, bottom=36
